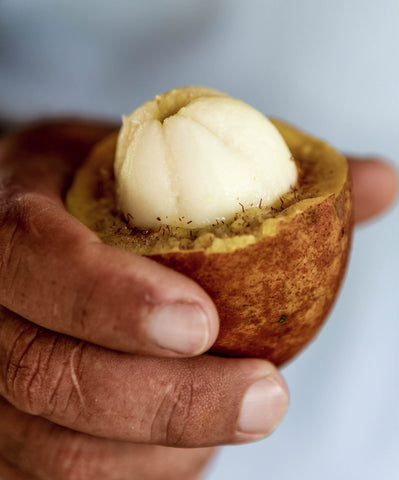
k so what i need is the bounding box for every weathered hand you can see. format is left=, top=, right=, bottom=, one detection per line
left=0, top=120, right=288, bottom=480
left=0, top=120, right=396, bottom=480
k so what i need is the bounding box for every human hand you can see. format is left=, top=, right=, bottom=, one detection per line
left=0, top=120, right=289, bottom=480
left=0, top=120, right=397, bottom=480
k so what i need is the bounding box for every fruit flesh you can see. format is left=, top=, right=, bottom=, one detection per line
left=114, top=87, right=298, bottom=230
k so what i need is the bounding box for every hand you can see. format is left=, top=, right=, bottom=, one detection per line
left=0, top=120, right=288, bottom=480
left=0, top=120, right=397, bottom=480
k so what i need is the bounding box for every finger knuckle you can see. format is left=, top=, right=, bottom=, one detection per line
left=0, top=191, right=45, bottom=305
left=0, top=192, right=26, bottom=298
left=2, top=321, right=67, bottom=415
left=0, top=189, right=31, bottom=232
left=151, top=374, right=197, bottom=446
left=3, top=322, right=45, bottom=412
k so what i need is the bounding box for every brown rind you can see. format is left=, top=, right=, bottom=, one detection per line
left=66, top=120, right=353, bottom=366
left=151, top=183, right=352, bottom=364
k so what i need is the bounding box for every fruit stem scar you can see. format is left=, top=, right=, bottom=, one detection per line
left=278, top=315, right=287, bottom=324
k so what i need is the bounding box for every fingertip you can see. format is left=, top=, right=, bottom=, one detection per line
left=233, top=363, right=289, bottom=444
left=87, top=242, right=220, bottom=358
left=145, top=301, right=217, bottom=357
left=349, top=157, right=399, bottom=223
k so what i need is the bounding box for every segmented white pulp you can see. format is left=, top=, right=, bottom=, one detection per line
left=115, top=87, right=298, bottom=229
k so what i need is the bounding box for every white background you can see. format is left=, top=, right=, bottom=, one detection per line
left=1, top=1, right=398, bottom=478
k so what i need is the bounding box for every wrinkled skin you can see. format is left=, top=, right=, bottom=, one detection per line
left=0, top=120, right=397, bottom=480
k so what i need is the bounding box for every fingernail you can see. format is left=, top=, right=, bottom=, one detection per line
left=147, top=303, right=210, bottom=355
left=237, top=375, right=288, bottom=436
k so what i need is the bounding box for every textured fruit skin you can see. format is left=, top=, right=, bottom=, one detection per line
left=67, top=120, right=353, bottom=366
left=150, top=182, right=352, bottom=365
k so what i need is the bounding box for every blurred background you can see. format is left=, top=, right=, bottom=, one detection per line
left=1, top=0, right=398, bottom=478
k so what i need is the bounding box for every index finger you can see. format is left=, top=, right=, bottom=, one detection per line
left=0, top=123, right=219, bottom=358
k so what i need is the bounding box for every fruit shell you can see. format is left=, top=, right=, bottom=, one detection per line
left=67, top=120, right=353, bottom=366
left=152, top=188, right=351, bottom=365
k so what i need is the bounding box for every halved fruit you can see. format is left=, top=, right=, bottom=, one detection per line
left=67, top=118, right=352, bottom=366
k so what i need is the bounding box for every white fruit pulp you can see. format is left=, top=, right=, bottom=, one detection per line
left=115, top=88, right=298, bottom=229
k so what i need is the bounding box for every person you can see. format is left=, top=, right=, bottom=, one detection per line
left=0, top=118, right=396, bottom=480
left=0, top=2, right=398, bottom=479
